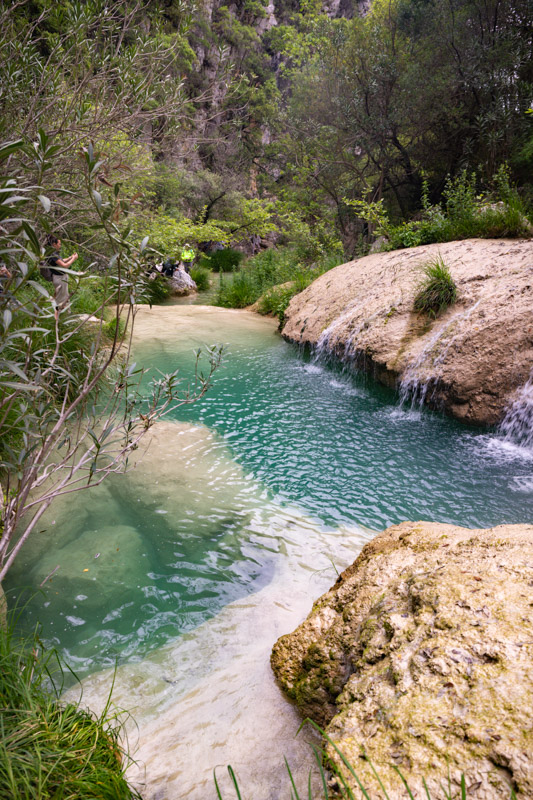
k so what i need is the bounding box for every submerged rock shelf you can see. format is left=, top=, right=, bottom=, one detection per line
left=282, top=239, right=533, bottom=426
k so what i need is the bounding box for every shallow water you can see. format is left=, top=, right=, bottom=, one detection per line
left=6, top=304, right=533, bottom=798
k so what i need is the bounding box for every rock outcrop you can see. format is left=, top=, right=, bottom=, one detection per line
left=282, top=239, right=533, bottom=426
left=271, top=521, right=533, bottom=799
left=170, top=268, right=197, bottom=296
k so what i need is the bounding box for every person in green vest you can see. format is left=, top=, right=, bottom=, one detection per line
left=180, top=243, right=195, bottom=274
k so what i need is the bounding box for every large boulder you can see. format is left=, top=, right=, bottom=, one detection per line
left=271, top=521, right=533, bottom=799
left=282, top=239, right=533, bottom=425
left=170, top=267, right=197, bottom=296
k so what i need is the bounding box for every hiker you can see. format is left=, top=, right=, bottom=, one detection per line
left=179, top=243, right=195, bottom=274
left=45, top=235, right=78, bottom=310
left=162, top=258, right=177, bottom=277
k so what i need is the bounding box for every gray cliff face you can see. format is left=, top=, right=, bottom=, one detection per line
left=271, top=521, right=533, bottom=800
left=281, top=238, right=533, bottom=426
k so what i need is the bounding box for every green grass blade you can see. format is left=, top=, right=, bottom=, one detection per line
left=312, top=744, right=329, bottom=800
left=393, top=765, right=417, bottom=800
left=285, top=756, right=302, bottom=800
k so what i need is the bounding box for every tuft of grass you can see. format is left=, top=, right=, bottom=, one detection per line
left=104, top=315, right=127, bottom=340
left=413, top=256, right=457, bottom=317
left=0, top=618, right=140, bottom=799
left=190, top=265, right=212, bottom=292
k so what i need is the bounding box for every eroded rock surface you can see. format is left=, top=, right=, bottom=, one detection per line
left=282, top=239, right=533, bottom=425
left=271, top=521, right=533, bottom=799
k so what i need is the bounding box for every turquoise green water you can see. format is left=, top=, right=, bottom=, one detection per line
left=6, top=306, right=533, bottom=677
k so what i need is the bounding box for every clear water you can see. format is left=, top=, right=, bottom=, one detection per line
left=6, top=306, right=533, bottom=678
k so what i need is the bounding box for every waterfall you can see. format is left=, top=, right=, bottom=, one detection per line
left=498, top=374, right=533, bottom=449
left=399, top=300, right=482, bottom=408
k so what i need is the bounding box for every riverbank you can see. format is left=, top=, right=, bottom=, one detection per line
left=282, top=238, right=533, bottom=426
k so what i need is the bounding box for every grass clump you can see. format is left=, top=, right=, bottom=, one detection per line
left=413, top=256, right=457, bottom=317
left=190, top=265, right=212, bottom=292
left=104, top=315, right=127, bottom=340
left=215, top=720, right=518, bottom=800
left=0, top=620, right=139, bottom=800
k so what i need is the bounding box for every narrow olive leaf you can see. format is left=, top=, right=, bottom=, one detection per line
left=0, top=381, right=42, bottom=392
left=27, top=280, right=51, bottom=298
left=21, top=222, right=41, bottom=252
left=5, top=361, right=29, bottom=381
left=0, top=139, right=24, bottom=160
left=38, top=195, right=51, bottom=213
left=91, top=189, right=103, bottom=210
left=140, top=235, right=149, bottom=252
left=3, top=309, right=12, bottom=330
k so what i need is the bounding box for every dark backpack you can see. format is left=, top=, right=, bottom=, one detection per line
left=40, top=264, right=54, bottom=282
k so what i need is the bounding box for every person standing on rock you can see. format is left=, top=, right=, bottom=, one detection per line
left=179, top=243, right=195, bottom=274
left=45, top=234, right=78, bottom=311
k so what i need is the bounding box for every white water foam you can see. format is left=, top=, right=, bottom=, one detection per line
left=399, top=300, right=482, bottom=408
left=498, top=373, right=533, bottom=450
left=509, top=476, right=533, bottom=493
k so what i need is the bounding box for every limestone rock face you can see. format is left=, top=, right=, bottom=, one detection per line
left=282, top=239, right=533, bottom=425
left=271, top=521, right=533, bottom=799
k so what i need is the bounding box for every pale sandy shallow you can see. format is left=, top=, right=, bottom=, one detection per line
left=61, top=306, right=375, bottom=800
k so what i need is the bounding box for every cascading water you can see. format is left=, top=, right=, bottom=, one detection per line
left=399, top=300, right=482, bottom=408
left=498, top=373, right=533, bottom=449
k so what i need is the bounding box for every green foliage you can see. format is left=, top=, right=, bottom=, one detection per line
left=0, top=621, right=139, bottom=799
left=133, top=214, right=229, bottom=257
left=189, top=266, right=212, bottom=292
left=103, top=316, right=127, bottom=341
left=70, top=275, right=111, bottom=315
left=200, top=248, right=244, bottom=272
left=413, top=257, right=458, bottom=318
left=140, top=273, right=172, bottom=305
left=348, top=170, right=532, bottom=252
left=215, top=247, right=343, bottom=316
left=257, top=279, right=304, bottom=325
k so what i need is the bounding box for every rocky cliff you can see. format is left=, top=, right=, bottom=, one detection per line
left=271, top=521, right=533, bottom=799
left=282, top=239, right=533, bottom=426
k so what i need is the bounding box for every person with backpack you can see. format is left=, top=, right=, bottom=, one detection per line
left=44, top=234, right=78, bottom=310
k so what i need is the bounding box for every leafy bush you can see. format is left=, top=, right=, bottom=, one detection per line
left=413, top=256, right=458, bottom=317
left=200, top=248, right=244, bottom=272
left=0, top=621, right=139, bottom=800
left=190, top=265, right=212, bottom=291
left=139, top=273, right=171, bottom=305
left=216, top=270, right=258, bottom=308
left=349, top=168, right=532, bottom=252
left=215, top=247, right=343, bottom=313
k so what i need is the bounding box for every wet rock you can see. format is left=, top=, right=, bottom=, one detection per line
left=282, top=239, right=533, bottom=425
left=271, top=521, right=533, bottom=799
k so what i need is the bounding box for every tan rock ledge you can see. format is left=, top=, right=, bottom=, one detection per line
left=271, top=520, right=533, bottom=800
left=282, top=239, right=533, bottom=425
